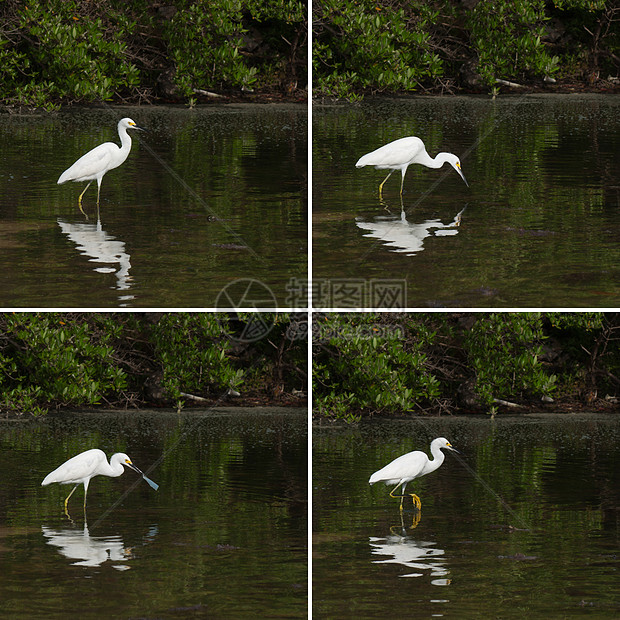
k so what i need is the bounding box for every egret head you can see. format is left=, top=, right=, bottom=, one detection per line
left=113, top=452, right=143, bottom=474
left=120, top=118, right=145, bottom=132
left=435, top=437, right=460, bottom=454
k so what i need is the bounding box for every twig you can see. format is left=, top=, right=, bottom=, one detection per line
left=493, top=398, right=523, bottom=408
left=179, top=391, right=209, bottom=403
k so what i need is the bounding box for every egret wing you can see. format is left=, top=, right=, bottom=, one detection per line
left=369, top=450, right=427, bottom=484
left=58, top=143, right=115, bottom=184
left=356, top=137, right=424, bottom=169
left=42, top=449, right=104, bottom=485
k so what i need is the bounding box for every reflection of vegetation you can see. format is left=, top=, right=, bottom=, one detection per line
left=313, top=313, right=619, bottom=419
left=0, top=312, right=307, bottom=416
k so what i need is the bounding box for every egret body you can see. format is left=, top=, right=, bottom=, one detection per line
left=356, top=136, right=468, bottom=197
left=42, top=448, right=158, bottom=514
left=57, top=118, right=145, bottom=215
left=369, top=437, right=458, bottom=510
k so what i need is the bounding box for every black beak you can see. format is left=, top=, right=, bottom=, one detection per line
left=126, top=461, right=143, bottom=475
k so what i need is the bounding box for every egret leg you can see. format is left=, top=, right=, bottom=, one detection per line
left=389, top=482, right=421, bottom=511
left=378, top=170, right=394, bottom=197
left=64, top=484, right=80, bottom=514
left=389, top=482, right=407, bottom=512
left=78, top=181, right=92, bottom=216
left=399, top=169, right=407, bottom=195
left=82, top=479, right=90, bottom=512
left=96, top=178, right=102, bottom=206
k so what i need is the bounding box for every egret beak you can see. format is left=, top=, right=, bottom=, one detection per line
left=125, top=460, right=159, bottom=490
left=128, top=122, right=146, bottom=132
left=446, top=443, right=460, bottom=454
left=455, top=162, right=469, bottom=187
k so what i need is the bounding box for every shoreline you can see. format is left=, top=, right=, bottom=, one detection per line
left=1, top=398, right=308, bottom=420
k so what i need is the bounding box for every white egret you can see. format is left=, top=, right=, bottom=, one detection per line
left=369, top=437, right=458, bottom=510
left=57, top=118, right=145, bottom=215
left=356, top=136, right=468, bottom=197
left=42, top=448, right=159, bottom=513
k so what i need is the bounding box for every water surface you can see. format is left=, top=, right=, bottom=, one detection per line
left=313, top=414, right=619, bottom=617
left=0, top=408, right=307, bottom=618
left=313, top=95, right=620, bottom=308
left=0, top=105, right=307, bottom=307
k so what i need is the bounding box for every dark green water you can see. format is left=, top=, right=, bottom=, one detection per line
left=0, top=105, right=307, bottom=307
left=0, top=409, right=307, bottom=618
left=313, top=95, right=620, bottom=308
left=313, top=414, right=619, bottom=618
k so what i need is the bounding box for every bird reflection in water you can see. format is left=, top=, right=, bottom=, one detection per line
left=370, top=513, right=451, bottom=584
left=42, top=523, right=158, bottom=570
left=57, top=218, right=134, bottom=301
left=42, top=523, right=132, bottom=569
left=356, top=203, right=466, bottom=257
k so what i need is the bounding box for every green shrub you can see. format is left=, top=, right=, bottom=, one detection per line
left=313, top=0, right=617, bottom=99
left=466, top=0, right=559, bottom=85
left=312, top=313, right=620, bottom=420
left=0, top=0, right=307, bottom=108
left=147, top=313, right=243, bottom=400
left=313, top=0, right=445, bottom=99
left=0, top=312, right=306, bottom=416
left=0, top=314, right=127, bottom=414
left=462, top=313, right=556, bottom=406
left=0, top=0, right=140, bottom=110
left=162, top=0, right=258, bottom=97
left=161, top=0, right=307, bottom=96
left=313, top=314, right=440, bottom=419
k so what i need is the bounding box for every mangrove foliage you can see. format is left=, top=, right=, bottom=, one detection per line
left=313, top=0, right=620, bottom=99
left=313, top=312, right=620, bottom=420
left=0, top=312, right=307, bottom=416
left=0, top=0, right=307, bottom=110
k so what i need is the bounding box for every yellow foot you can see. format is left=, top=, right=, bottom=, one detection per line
left=410, top=494, right=421, bottom=510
